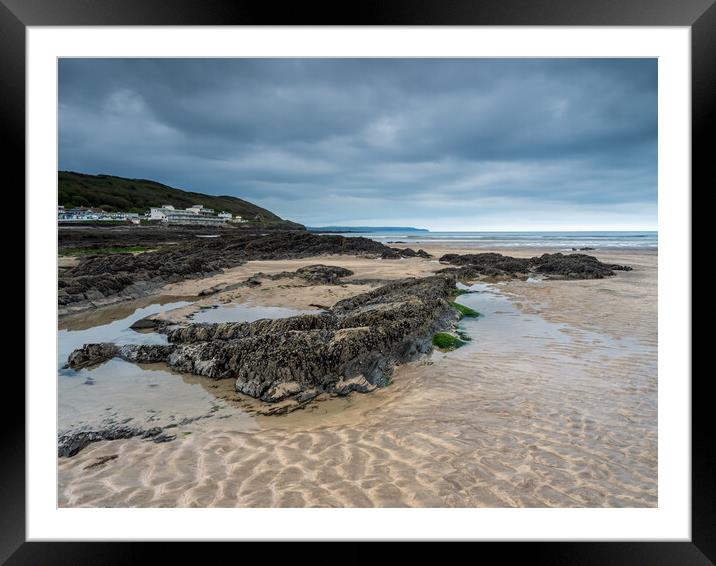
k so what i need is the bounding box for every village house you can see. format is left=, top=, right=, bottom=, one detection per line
left=147, top=204, right=229, bottom=226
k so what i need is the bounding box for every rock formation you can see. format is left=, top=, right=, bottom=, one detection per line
left=66, top=276, right=460, bottom=404
left=438, top=252, right=632, bottom=280
left=256, top=264, right=354, bottom=285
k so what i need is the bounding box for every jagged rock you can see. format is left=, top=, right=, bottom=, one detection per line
left=129, top=317, right=160, bottom=330
left=532, top=253, right=631, bottom=279
left=294, top=264, right=354, bottom=284
left=438, top=252, right=631, bottom=280
left=64, top=343, right=175, bottom=369
left=395, top=248, right=432, bottom=259
left=66, top=276, right=459, bottom=404
left=258, top=264, right=354, bottom=285
left=58, top=426, right=176, bottom=457
left=65, top=343, right=120, bottom=369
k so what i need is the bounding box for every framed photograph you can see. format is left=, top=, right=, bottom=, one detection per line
left=7, top=0, right=709, bottom=562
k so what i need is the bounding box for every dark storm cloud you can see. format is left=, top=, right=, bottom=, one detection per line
left=58, top=58, right=657, bottom=229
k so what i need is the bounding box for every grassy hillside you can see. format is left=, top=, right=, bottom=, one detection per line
left=58, top=171, right=304, bottom=228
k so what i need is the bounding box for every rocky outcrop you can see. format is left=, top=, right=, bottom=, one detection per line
left=66, top=276, right=460, bottom=403
left=290, top=264, right=354, bottom=283
left=58, top=426, right=176, bottom=458
left=381, top=248, right=432, bottom=259
left=532, top=253, right=632, bottom=278
left=254, top=264, right=354, bottom=285
left=65, top=343, right=176, bottom=369
left=438, top=252, right=632, bottom=280
left=59, top=232, right=429, bottom=311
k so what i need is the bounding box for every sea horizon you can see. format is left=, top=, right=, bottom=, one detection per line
left=308, top=229, right=658, bottom=250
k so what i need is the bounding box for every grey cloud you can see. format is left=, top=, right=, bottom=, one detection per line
left=59, top=58, right=657, bottom=229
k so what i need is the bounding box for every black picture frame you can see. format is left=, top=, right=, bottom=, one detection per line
left=4, top=0, right=708, bottom=563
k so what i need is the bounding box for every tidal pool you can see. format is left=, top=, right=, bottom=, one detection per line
left=58, top=299, right=256, bottom=440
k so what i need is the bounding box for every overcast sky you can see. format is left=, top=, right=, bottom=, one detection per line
left=59, top=58, right=657, bottom=231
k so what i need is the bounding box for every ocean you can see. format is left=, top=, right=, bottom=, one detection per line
left=327, top=230, right=658, bottom=250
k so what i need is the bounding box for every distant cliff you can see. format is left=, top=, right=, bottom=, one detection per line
left=58, top=171, right=305, bottom=229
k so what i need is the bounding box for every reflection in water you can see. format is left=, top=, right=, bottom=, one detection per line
left=58, top=295, right=196, bottom=332
left=454, top=283, right=654, bottom=366
left=58, top=300, right=190, bottom=367
left=58, top=299, right=257, bottom=437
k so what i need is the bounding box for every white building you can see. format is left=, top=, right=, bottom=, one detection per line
left=187, top=204, right=216, bottom=216
left=164, top=210, right=226, bottom=226
left=218, top=211, right=232, bottom=219
left=149, top=205, right=175, bottom=220
left=147, top=204, right=228, bottom=226
left=58, top=207, right=142, bottom=223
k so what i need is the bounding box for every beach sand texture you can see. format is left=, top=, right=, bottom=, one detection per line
left=58, top=247, right=657, bottom=507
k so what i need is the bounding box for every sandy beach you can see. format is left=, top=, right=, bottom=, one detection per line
left=58, top=245, right=657, bottom=507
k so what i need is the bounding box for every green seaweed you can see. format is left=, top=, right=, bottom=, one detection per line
left=432, top=332, right=466, bottom=351
left=453, top=288, right=475, bottom=296
left=449, top=301, right=480, bottom=318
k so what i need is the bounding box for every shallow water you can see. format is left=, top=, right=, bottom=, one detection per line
left=57, top=297, right=325, bottom=441
left=58, top=300, right=257, bottom=437
left=455, top=283, right=655, bottom=366
left=58, top=300, right=190, bottom=367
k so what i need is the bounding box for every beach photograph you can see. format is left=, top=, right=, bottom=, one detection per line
left=56, top=58, right=658, bottom=508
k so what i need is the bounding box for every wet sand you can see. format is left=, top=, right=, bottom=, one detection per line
left=58, top=246, right=657, bottom=507
left=152, top=253, right=442, bottom=323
